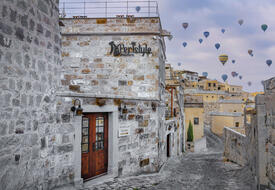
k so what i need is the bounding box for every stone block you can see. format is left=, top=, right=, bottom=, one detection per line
left=69, top=85, right=80, bottom=92
left=16, top=1, right=27, bottom=11
left=38, top=0, right=48, bottom=14
left=10, top=8, right=17, bottom=23
left=57, top=144, right=73, bottom=153
left=139, top=120, right=149, bottom=127
left=91, top=80, right=98, bottom=86
left=0, top=21, right=13, bottom=35
left=14, top=128, right=23, bottom=135
left=140, top=134, right=149, bottom=140
left=96, top=19, right=107, bottom=24
left=135, top=128, right=144, bottom=134
left=134, top=75, right=144, bottom=81
left=119, top=145, right=126, bottom=152
left=20, top=15, right=28, bottom=28
left=31, top=147, right=40, bottom=159
left=61, top=114, right=70, bottom=123
left=128, top=142, right=138, bottom=149
left=81, top=68, right=90, bottom=74
left=78, top=41, right=89, bottom=47
left=0, top=121, right=8, bottom=136
left=140, top=158, right=149, bottom=167
left=94, top=58, right=102, bottom=62
left=128, top=114, right=135, bottom=120
left=12, top=99, right=20, bottom=106
left=15, top=27, right=24, bottom=41
left=136, top=115, right=143, bottom=121
left=118, top=80, right=127, bottom=86
left=36, top=24, right=43, bottom=34
left=41, top=137, right=46, bottom=149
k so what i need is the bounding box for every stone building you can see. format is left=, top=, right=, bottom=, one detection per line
left=224, top=77, right=275, bottom=190
left=0, top=0, right=67, bottom=189
left=247, top=77, right=275, bottom=189
left=211, top=112, right=244, bottom=136
left=184, top=95, right=204, bottom=142
left=58, top=15, right=178, bottom=186
left=0, top=0, right=178, bottom=189
left=164, top=64, right=185, bottom=157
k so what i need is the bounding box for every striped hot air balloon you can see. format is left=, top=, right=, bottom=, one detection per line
left=219, top=54, right=228, bottom=66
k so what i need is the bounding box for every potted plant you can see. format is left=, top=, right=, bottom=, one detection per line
left=186, top=121, right=194, bottom=152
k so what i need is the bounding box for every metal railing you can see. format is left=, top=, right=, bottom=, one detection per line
left=59, top=0, right=159, bottom=18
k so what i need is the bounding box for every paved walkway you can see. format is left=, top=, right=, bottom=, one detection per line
left=84, top=127, right=256, bottom=190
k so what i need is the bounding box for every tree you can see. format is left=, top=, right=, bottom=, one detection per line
left=187, top=120, right=194, bottom=142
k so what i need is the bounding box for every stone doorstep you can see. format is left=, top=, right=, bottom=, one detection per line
left=83, top=157, right=173, bottom=189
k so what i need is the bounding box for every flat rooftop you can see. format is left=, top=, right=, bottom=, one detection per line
left=59, top=1, right=159, bottom=18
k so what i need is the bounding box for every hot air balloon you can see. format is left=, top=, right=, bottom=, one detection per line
left=239, top=76, right=242, bottom=80
left=203, top=31, right=210, bottom=38
left=215, top=43, right=220, bottom=50
left=219, top=54, right=228, bottom=65
left=232, top=60, right=235, bottom=64
left=135, top=6, right=141, bottom=13
left=231, top=71, right=238, bottom=78
left=199, top=38, right=203, bottom=44
left=221, top=29, right=225, bottom=33
left=202, top=72, right=208, bottom=77
left=182, top=23, right=188, bottom=29
left=266, top=59, right=272, bottom=66
left=182, top=42, right=187, bottom=47
left=238, top=19, right=244, bottom=25
left=248, top=49, right=253, bottom=56
left=261, top=24, right=268, bottom=32
left=222, top=74, right=228, bottom=82
left=248, top=81, right=252, bottom=86
left=178, top=62, right=181, bottom=66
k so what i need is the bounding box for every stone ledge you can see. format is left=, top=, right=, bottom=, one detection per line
left=61, top=32, right=161, bottom=36
left=56, top=91, right=160, bottom=102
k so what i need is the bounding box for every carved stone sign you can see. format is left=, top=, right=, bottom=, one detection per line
left=109, top=41, right=152, bottom=56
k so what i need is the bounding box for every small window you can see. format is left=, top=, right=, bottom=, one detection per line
left=234, top=110, right=237, bottom=112
left=194, top=117, right=199, bottom=125
left=208, top=83, right=211, bottom=87
left=213, top=83, right=216, bottom=87
left=232, top=88, right=235, bottom=91
left=218, top=87, right=221, bottom=90
left=235, top=122, right=239, bottom=127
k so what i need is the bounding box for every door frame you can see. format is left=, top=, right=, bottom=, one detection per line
left=73, top=105, right=119, bottom=187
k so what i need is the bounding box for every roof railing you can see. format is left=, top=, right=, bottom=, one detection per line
left=59, top=0, right=159, bottom=18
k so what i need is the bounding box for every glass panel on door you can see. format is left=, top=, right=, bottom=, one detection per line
left=96, top=117, right=104, bottom=150
left=82, top=117, right=89, bottom=153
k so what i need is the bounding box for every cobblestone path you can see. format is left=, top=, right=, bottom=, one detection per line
left=85, top=127, right=256, bottom=190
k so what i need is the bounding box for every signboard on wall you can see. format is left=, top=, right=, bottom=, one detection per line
left=109, top=41, right=152, bottom=56
left=118, top=128, right=130, bottom=137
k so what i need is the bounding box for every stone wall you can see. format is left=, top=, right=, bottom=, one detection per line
left=203, top=102, right=219, bottom=125
left=0, top=0, right=75, bottom=189
left=56, top=96, right=163, bottom=177
left=58, top=17, right=169, bottom=182
left=253, top=77, right=275, bottom=189
left=224, top=127, right=247, bottom=166
left=60, top=18, right=163, bottom=99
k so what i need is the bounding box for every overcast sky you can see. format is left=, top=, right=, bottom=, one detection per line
left=158, top=0, right=275, bottom=92
left=60, top=0, right=275, bottom=92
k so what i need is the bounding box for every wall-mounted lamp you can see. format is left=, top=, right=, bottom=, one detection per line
left=71, top=99, right=83, bottom=116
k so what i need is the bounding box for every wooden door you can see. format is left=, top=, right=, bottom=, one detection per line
left=81, top=113, right=108, bottom=180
